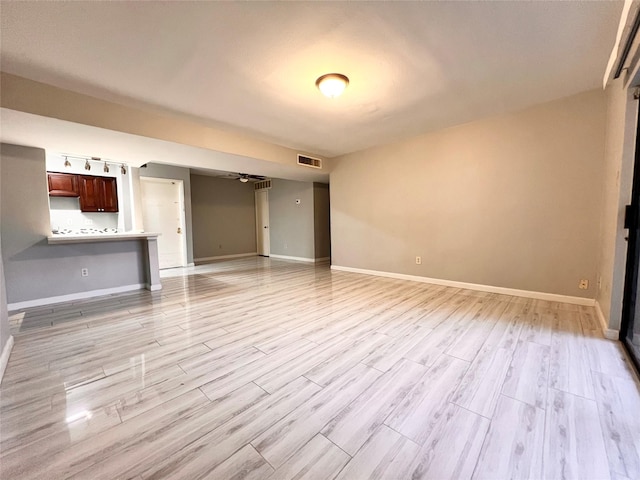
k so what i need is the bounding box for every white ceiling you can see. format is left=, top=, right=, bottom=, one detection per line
left=0, top=1, right=623, bottom=158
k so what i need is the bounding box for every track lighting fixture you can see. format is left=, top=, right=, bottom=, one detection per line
left=61, top=154, right=127, bottom=175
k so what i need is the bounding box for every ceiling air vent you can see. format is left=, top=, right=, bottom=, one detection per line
left=254, top=179, right=272, bottom=190
left=297, top=154, right=322, bottom=169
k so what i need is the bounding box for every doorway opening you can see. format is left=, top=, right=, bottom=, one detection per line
left=255, top=189, right=270, bottom=256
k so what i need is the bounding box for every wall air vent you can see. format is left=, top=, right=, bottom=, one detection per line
left=297, top=154, right=322, bottom=169
left=254, top=179, right=272, bottom=190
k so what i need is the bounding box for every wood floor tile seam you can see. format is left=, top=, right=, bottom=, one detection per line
left=251, top=440, right=278, bottom=471
left=251, top=381, right=272, bottom=396
left=470, top=393, right=547, bottom=480
left=12, top=322, right=142, bottom=346
left=301, top=374, right=325, bottom=389
left=316, top=432, right=354, bottom=461
left=468, top=419, right=493, bottom=480
left=64, top=366, right=108, bottom=390
left=12, top=324, right=156, bottom=350
left=448, top=400, right=494, bottom=421
left=316, top=359, right=424, bottom=453
left=604, top=348, right=640, bottom=386
left=499, top=389, right=548, bottom=412
left=547, top=384, right=602, bottom=404
left=441, top=350, right=480, bottom=364
left=539, top=386, right=551, bottom=480
left=544, top=387, right=612, bottom=479
left=548, top=387, right=598, bottom=404
left=371, top=421, right=422, bottom=450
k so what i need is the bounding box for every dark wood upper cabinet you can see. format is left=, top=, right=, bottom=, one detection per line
left=47, top=172, right=79, bottom=197
left=78, top=176, right=101, bottom=212
left=48, top=171, right=118, bottom=212
left=78, top=175, right=119, bottom=213
left=101, top=177, right=118, bottom=212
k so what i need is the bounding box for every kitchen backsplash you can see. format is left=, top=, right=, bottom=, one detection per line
left=49, top=197, right=119, bottom=233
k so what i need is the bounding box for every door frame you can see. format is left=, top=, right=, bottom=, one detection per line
left=255, top=189, right=270, bottom=256
left=140, top=177, right=188, bottom=269
left=620, top=96, right=640, bottom=373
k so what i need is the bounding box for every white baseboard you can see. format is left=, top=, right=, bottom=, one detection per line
left=146, top=283, right=163, bottom=292
left=330, top=265, right=596, bottom=306
left=595, top=301, right=620, bottom=340
left=7, top=284, right=146, bottom=311
left=0, top=335, right=15, bottom=385
left=269, top=254, right=319, bottom=263
left=195, top=253, right=257, bottom=264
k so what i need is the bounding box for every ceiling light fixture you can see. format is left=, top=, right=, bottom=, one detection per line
left=84, top=160, right=91, bottom=171
left=316, top=73, right=349, bottom=98
left=239, top=174, right=249, bottom=183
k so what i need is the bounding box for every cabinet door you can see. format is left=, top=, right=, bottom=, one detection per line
left=78, top=175, right=102, bottom=212
left=101, top=177, right=119, bottom=212
left=48, top=173, right=79, bottom=197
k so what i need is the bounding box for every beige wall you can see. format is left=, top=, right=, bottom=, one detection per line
left=269, top=179, right=315, bottom=260
left=0, top=157, right=10, bottom=358
left=597, top=79, right=637, bottom=331
left=331, top=89, right=606, bottom=298
left=191, top=175, right=257, bottom=260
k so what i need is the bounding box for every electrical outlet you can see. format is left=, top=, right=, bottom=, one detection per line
left=579, top=279, right=589, bottom=290
left=84, top=219, right=93, bottom=225
left=81, top=268, right=89, bottom=277
left=416, top=256, right=422, bottom=265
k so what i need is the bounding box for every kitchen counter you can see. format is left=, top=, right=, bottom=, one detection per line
left=47, top=231, right=160, bottom=245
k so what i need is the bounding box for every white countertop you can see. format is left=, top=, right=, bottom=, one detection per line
left=47, top=232, right=160, bottom=245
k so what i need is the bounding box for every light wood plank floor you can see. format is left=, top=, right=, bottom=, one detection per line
left=2, top=257, right=640, bottom=479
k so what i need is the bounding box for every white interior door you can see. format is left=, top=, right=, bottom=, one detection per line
left=255, top=190, right=270, bottom=256
left=140, top=178, right=187, bottom=269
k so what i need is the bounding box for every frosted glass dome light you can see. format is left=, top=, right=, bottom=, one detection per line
left=316, top=73, right=349, bottom=98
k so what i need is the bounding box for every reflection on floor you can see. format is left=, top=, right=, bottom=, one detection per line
left=2, top=257, right=640, bottom=479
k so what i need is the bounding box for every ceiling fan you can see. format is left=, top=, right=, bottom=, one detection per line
left=225, top=172, right=267, bottom=183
